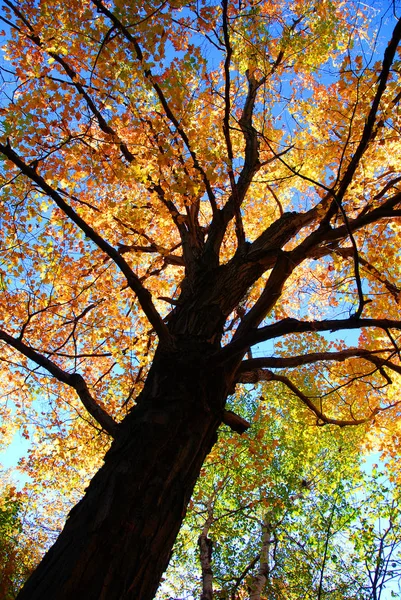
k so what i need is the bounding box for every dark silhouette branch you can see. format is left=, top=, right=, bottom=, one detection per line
left=334, top=203, right=366, bottom=318
left=221, top=0, right=245, bottom=247
left=4, top=1, right=196, bottom=271
left=335, top=17, right=401, bottom=205
left=0, top=142, right=171, bottom=345
left=4, top=0, right=135, bottom=163
left=138, top=114, right=202, bottom=259
left=266, top=184, right=284, bottom=216
left=248, top=369, right=372, bottom=426
left=335, top=247, right=401, bottom=303
left=216, top=317, right=401, bottom=364
left=238, top=347, right=396, bottom=375
left=294, top=191, right=401, bottom=264
left=91, top=0, right=217, bottom=215
left=222, top=0, right=234, bottom=170
left=232, top=251, right=296, bottom=340
left=0, top=328, right=118, bottom=436
left=313, top=17, right=401, bottom=231
left=317, top=501, right=336, bottom=600
left=222, top=410, right=251, bottom=434
left=206, top=69, right=265, bottom=257
left=117, top=243, right=185, bottom=267
left=226, top=190, right=398, bottom=346
left=373, top=175, right=401, bottom=201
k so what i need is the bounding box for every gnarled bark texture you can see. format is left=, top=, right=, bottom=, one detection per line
left=17, top=340, right=229, bottom=600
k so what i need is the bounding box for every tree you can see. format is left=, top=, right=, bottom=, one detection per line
left=158, top=390, right=401, bottom=599
left=0, top=473, right=37, bottom=599
left=1, top=0, right=401, bottom=597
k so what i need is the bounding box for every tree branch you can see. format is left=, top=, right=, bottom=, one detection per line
left=249, top=520, right=273, bottom=600
left=91, top=0, right=217, bottom=215
left=0, top=328, right=118, bottom=437
left=5, top=1, right=194, bottom=271
left=0, top=142, right=172, bottom=345
left=222, top=0, right=234, bottom=170
left=215, top=317, right=401, bottom=365
left=248, top=369, right=372, bottom=426
left=238, top=347, right=396, bottom=375
left=335, top=247, right=401, bottom=303
left=208, top=68, right=265, bottom=252
left=312, top=17, right=401, bottom=231
left=198, top=498, right=215, bottom=600
left=4, top=0, right=134, bottom=163
left=306, top=194, right=401, bottom=255
left=335, top=17, right=401, bottom=205
left=221, top=409, right=251, bottom=434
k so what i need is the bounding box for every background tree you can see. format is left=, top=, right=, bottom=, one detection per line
left=0, top=472, right=38, bottom=599
left=0, top=0, right=401, bottom=598
left=158, top=388, right=401, bottom=599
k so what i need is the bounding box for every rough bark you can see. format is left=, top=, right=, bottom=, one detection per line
left=16, top=340, right=229, bottom=600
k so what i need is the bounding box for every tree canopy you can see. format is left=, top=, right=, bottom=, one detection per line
left=158, top=390, right=401, bottom=599
left=1, top=0, right=401, bottom=598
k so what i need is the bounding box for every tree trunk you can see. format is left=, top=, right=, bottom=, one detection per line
left=249, top=520, right=273, bottom=600
left=16, top=340, right=229, bottom=600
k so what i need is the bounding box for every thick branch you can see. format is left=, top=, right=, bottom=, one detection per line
left=198, top=498, right=215, bottom=600
left=222, top=0, right=234, bottom=168
left=198, top=535, right=213, bottom=600
left=206, top=69, right=265, bottom=257
left=117, top=243, right=185, bottom=266
left=335, top=17, right=401, bottom=205
left=222, top=409, right=251, bottom=434
left=221, top=0, right=246, bottom=247
left=237, top=70, right=265, bottom=192
left=215, top=317, right=401, bottom=365
left=249, top=520, right=272, bottom=600
left=238, top=347, right=395, bottom=376
left=367, top=354, right=401, bottom=376
left=0, top=329, right=118, bottom=436
left=238, top=158, right=399, bottom=299
left=298, top=193, right=401, bottom=262
left=217, top=188, right=401, bottom=363
left=0, top=143, right=171, bottom=345
left=224, top=196, right=346, bottom=340
left=270, top=18, right=401, bottom=278
left=231, top=555, right=261, bottom=597
left=232, top=250, right=296, bottom=341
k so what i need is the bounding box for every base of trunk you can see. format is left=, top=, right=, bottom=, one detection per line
left=17, top=342, right=227, bottom=600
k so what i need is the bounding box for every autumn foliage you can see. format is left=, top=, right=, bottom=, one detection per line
left=0, top=0, right=401, bottom=598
